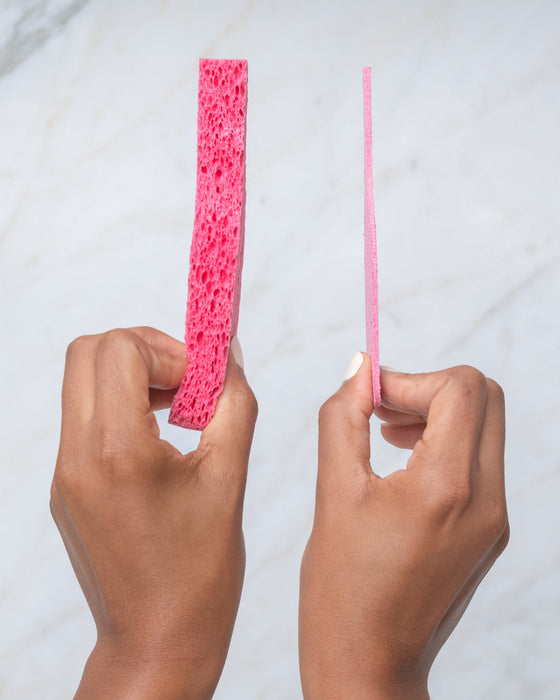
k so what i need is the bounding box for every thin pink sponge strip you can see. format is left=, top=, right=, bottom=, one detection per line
left=169, top=59, right=248, bottom=430
left=363, top=67, right=381, bottom=407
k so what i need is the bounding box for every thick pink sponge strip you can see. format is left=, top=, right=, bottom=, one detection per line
left=169, top=59, right=248, bottom=430
left=363, top=67, right=381, bottom=407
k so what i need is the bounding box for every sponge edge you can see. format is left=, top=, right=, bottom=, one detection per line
left=363, top=67, right=381, bottom=407
left=169, top=58, right=248, bottom=430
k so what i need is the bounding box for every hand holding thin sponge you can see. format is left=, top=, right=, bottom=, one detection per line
left=169, top=59, right=248, bottom=430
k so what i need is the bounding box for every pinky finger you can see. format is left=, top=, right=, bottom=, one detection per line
left=380, top=422, right=426, bottom=449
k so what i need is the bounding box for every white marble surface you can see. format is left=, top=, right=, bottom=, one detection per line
left=1, top=0, right=559, bottom=697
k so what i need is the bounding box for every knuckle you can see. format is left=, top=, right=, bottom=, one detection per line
left=247, top=390, right=259, bottom=422
left=317, top=400, right=330, bottom=426
left=495, top=518, right=510, bottom=555
left=319, top=394, right=347, bottom=427
left=98, top=328, right=137, bottom=355
left=49, top=490, right=66, bottom=533
left=486, top=378, right=505, bottom=407
left=221, top=380, right=259, bottom=424
left=49, top=479, right=58, bottom=505
left=448, top=365, right=488, bottom=399
left=484, top=498, right=509, bottom=543
left=54, top=451, right=74, bottom=489
left=238, top=383, right=259, bottom=421
left=53, top=451, right=83, bottom=499
left=130, top=325, right=155, bottom=338
left=93, top=425, right=140, bottom=474
left=427, top=477, right=472, bottom=519
left=65, top=335, right=96, bottom=363
left=49, top=495, right=59, bottom=523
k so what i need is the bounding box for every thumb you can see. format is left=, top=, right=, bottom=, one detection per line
left=198, top=337, right=258, bottom=477
left=317, top=352, right=376, bottom=496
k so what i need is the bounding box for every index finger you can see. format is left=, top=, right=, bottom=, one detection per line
left=93, top=328, right=188, bottom=431
left=128, top=326, right=186, bottom=358
left=60, top=334, right=101, bottom=439
left=381, top=366, right=489, bottom=471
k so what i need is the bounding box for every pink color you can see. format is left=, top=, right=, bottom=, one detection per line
left=169, top=59, right=248, bottom=430
left=363, top=67, right=381, bottom=407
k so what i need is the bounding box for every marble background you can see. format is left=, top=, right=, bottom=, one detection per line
left=1, top=0, right=559, bottom=697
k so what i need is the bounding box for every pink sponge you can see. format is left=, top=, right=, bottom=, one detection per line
left=363, top=67, right=381, bottom=407
left=169, top=58, right=248, bottom=430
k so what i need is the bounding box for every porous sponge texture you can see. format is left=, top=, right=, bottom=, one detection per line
left=169, top=58, right=248, bottom=430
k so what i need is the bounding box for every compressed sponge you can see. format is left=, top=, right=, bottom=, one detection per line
left=169, top=58, right=248, bottom=430
left=363, top=67, right=381, bottom=407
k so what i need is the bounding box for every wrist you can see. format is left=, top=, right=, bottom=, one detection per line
left=75, top=641, right=220, bottom=700
left=302, top=679, right=429, bottom=700
left=301, top=664, right=429, bottom=700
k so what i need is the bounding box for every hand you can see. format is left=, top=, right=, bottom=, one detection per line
left=299, top=355, right=508, bottom=699
left=50, top=327, right=258, bottom=699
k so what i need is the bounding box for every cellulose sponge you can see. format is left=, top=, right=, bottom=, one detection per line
left=363, top=67, right=381, bottom=407
left=169, top=58, right=248, bottom=430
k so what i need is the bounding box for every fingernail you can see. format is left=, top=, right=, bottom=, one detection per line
left=230, top=336, right=244, bottom=369
left=344, top=352, right=364, bottom=380
left=380, top=365, right=399, bottom=372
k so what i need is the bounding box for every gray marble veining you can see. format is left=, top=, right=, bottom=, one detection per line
left=0, top=0, right=89, bottom=79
